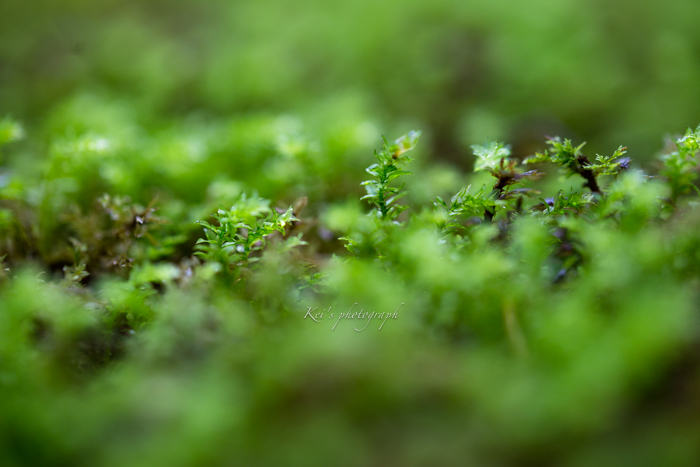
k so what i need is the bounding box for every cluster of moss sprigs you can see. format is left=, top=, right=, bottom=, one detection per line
left=3, top=117, right=700, bottom=466
left=340, top=131, right=420, bottom=258
left=194, top=192, right=304, bottom=282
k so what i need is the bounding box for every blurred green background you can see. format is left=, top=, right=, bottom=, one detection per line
left=3, top=0, right=700, bottom=165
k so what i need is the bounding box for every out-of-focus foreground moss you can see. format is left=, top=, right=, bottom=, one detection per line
left=2, top=1, right=700, bottom=466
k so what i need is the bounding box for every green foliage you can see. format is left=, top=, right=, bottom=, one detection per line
left=467, top=141, right=541, bottom=222
left=434, top=184, right=495, bottom=234
left=195, top=193, right=302, bottom=278
left=337, top=131, right=420, bottom=258
left=524, top=137, right=629, bottom=194
left=661, top=124, right=700, bottom=202
left=589, top=145, right=630, bottom=176
left=360, top=130, right=420, bottom=221
left=472, top=141, right=511, bottom=173
left=538, top=188, right=594, bottom=217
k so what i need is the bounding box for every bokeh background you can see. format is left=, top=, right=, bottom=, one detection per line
left=3, top=0, right=700, bottom=165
